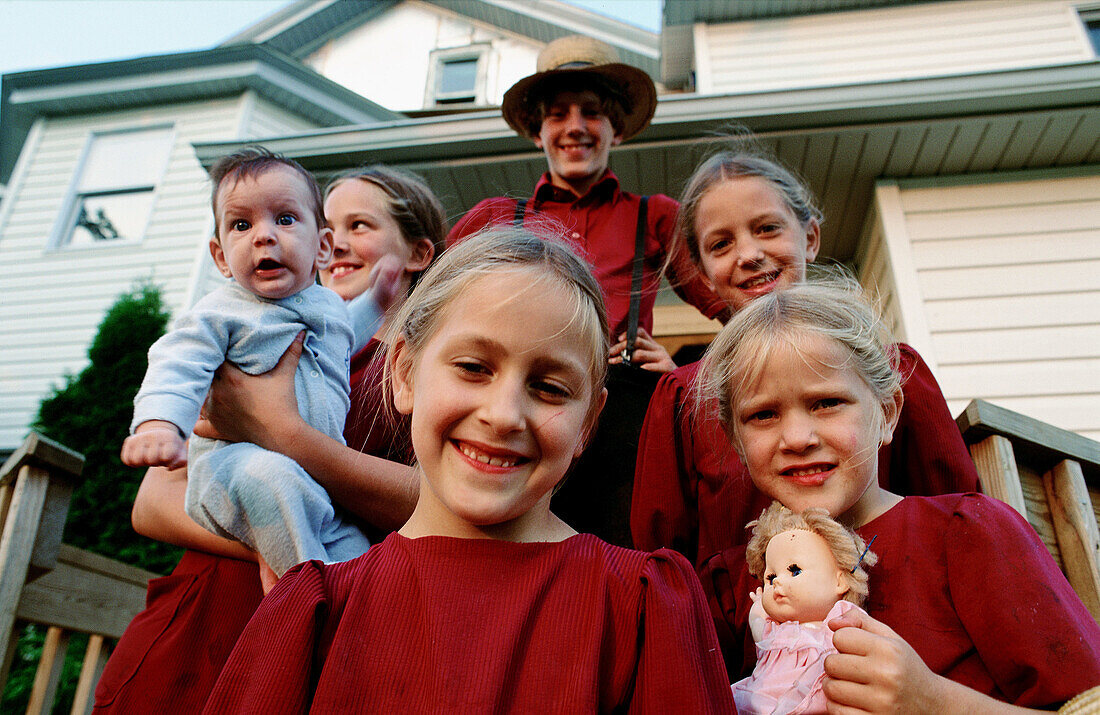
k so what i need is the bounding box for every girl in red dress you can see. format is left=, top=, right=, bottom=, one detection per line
left=696, top=276, right=1100, bottom=711
left=205, top=228, right=736, bottom=714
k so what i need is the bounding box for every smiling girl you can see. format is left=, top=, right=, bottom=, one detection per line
left=205, top=228, right=735, bottom=713
left=632, top=146, right=979, bottom=574
left=697, top=277, right=1100, bottom=711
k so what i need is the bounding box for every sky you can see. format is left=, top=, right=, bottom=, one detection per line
left=0, top=0, right=662, bottom=77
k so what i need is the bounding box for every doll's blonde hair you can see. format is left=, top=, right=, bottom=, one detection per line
left=745, top=501, right=877, bottom=607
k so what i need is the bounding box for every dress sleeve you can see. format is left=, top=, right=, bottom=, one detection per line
left=886, top=344, right=978, bottom=495
left=630, top=550, right=737, bottom=714
left=631, top=370, right=699, bottom=557
left=203, top=562, right=331, bottom=714
left=947, top=495, right=1100, bottom=707
left=650, top=194, right=730, bottom=323
left=446, top=198, right=513, bottom=248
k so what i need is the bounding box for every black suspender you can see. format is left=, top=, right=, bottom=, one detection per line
left=623, top=195, right=648, bottom=366
left=512, top=196, right=649, bottom=365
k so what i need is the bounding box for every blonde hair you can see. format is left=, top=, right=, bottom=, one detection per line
left=746, top=502, right=877, bottom=607
left=675, top=141, right=822, bottom=268
left=695, top=270, right=903, bottom=455
left=382, top=225, right=609, bottom=428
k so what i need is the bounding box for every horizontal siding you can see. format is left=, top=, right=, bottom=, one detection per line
left=0, top=98, right=246, bottom=450
left=700, top=0, right=1092, bottom=94
left=246, top=95, right=321, bottom=139
left=896, top=171, right=1100, bottom=438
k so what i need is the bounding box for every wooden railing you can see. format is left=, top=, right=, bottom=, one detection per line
left=1, top=400, right=1099, bottom=710
left=0, top=433, right=154, bottom=714
left=957, top=399, right=1100, bottom=623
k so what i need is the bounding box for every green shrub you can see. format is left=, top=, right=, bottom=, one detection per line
left=3, top=283, right=180, bottom=714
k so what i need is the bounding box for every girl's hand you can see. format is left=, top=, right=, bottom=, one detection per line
left=366, top=253, right=404, bottom=314
left=194, top=332, right=304, bottom=449
left=823, top=609, right=945, bottom=713
left=608, top=328, right=676, bottom=372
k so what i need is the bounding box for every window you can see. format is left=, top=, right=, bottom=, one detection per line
left=426, top=45, right=488, bottom=107
left=56, top=127, right=174, bottom=247
left=1081, top=7, right=1100, bottom=55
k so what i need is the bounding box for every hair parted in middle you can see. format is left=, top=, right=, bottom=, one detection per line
left=694, top=269, right=904, bottom=454
left=208, top=146, right=325, bottom=239
left=746, top=501, right=877, bottom=608
left=323, top=165, right=447, bottom=290
left=382, top=224, right=610, bottom=426
left=675, top=139, right=823, bottom=268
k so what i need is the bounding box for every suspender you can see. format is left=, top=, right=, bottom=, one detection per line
left=513, top=196, right=649, bottom=364
left=624, top=196, right=648, bottom=366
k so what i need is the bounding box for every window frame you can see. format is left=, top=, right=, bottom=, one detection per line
left=49, top=125, right=176, bottom=251
left=424, top=44, right=490, bottom=107
left=1079, top=5, right=1100, bottom=56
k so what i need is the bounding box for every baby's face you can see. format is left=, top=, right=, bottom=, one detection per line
left=761, top=528, right=847, bottom=623
left=211, top=165, right=332, bottom=300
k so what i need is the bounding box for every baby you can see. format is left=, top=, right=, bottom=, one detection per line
left=123, top=147, right=395, bottom=580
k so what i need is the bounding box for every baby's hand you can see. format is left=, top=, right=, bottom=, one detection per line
left=823, top=609, right=945, bottom=713
left=366, top=254, right=404, bottom=313
left=749, top=586, right=763, bottom=604
left=121, top=420, right=188, bottom=470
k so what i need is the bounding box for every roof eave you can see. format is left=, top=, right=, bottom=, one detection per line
left=0, top=44, right=399, bottom=184
left=194, top=61, right=1100, bottom=169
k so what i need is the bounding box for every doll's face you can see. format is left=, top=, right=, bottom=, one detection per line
left=761, top=529, right=848, bottom=623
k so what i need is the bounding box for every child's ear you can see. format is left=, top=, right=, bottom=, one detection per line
left=574, top=387, right=608, bottom=460
left=804, top=218, right=822, bottom=263
left=315, top=227, right=335, bottom=271
left=406, top=238, right=435, bottom=274
left=390, top=337, right=415, bottom=415
left=879, top=389, right=904, bottom=447
left=209, top=237, right=233, bottom=279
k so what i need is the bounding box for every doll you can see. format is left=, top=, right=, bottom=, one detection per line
left=732, top=502, right=877, bottom=715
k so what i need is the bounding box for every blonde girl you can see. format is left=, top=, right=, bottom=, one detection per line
left=631, top=143, right=978, bottom=573
left=206, top=228, right=735, bottom=713
left=697, top=276, right=1100, bottom=711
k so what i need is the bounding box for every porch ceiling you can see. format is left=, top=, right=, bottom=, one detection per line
left=194, top=61, right=1100, bottom=266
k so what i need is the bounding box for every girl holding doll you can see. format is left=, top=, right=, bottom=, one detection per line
left=631, top=145, right=979, bottom=569
left=698, top=277, right=1100, bottom=710
left=95, top=165, right=445, bottom=713
left=204, top=228, right=735, bottom=713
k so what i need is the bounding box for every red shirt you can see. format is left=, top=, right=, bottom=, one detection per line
left=206, top=533, right=736, bottom=713
left=631, top=344, right=980, bottom=567
left=703, top=494, right=1100, bottom=707
left=447, top=171, right=728, bottom=338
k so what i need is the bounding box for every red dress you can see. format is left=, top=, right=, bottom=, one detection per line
left=631, top=344, right=980, bottom=567
left=704, top=494, right=1100, bottom=708
left=94, top=340, right=406, bottom=713
left=205, top=533, right=737, bottom=714
left=447, top=171, right=727, bottom=339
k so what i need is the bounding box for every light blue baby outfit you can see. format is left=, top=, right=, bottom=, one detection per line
left=131, top=281, right=381, bottom=575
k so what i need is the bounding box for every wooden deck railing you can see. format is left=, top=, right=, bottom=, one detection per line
left=957, top=399, right=1100, bottom=623
left=1, top=400, right=1099, bottom=710
left=0, top=433, right=154, bottom=714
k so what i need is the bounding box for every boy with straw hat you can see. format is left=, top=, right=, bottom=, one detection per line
left=448, top=35, right=728, bottom=546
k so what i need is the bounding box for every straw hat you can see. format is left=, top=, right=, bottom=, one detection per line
left=502, top=35, right=657, bottom=141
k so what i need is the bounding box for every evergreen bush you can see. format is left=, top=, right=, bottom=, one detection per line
left=2, top=283, right=179, bottom=713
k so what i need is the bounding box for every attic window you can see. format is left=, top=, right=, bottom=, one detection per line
left=55, top=127, right=174, bottom=248
left=426, top=45, right=488, bottom=107
left=1081, top=8, right=1100, bottom=55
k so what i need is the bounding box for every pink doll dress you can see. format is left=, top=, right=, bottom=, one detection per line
left=732, top=599, right=863, bottom=715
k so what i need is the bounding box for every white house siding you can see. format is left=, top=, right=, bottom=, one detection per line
left=867, top=170, right=1100, bottom=442
left=302, top=0, right=540, bottom=111
left=695, top=0, right=1093, bottom=95
left=244, top=94, right=324, bottom=139
left=0, top=98, right=247, bottom=451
